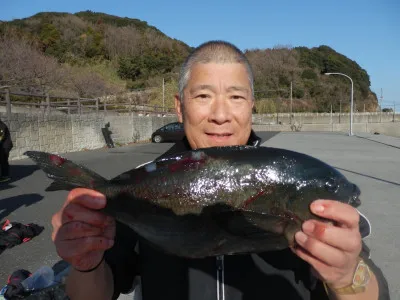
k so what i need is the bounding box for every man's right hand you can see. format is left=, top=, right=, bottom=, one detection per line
left=52, top=188, right=116, bottom=272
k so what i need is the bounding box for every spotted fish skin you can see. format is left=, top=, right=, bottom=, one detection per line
left=24, top=146, right=361, bottom=258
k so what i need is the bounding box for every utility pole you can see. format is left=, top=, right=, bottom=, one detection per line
left=162, top=78, right=165, bottom=112
left=324, top=72, right=353, bottom=135
left=380, top=88, right=383, bottom=122
left=394, top=101, right=396, bottom=122
left=290, top=81, right=293, bottom=124
left=339, top=99, right=342, bottom=124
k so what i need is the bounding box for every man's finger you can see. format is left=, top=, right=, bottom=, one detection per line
left=72, top=251, right=105, bottom=272
left=302, top=220, right=362, bottom=253
left=57, top=236, right=114, bottom=260
left=293, top=245, right=331, bottom=277
left=62, top=202, right=109, bottom=227
left=65, top=188, right=106, bottom=210
left=294, top=232, right=347, bottom=268
left=56, top=221, right=105, bottom=241
left=51, top=211, right=62, bottom=230
left=102, top=217, right=116, bottom=240
left=310, top=200, right=360, bottom=229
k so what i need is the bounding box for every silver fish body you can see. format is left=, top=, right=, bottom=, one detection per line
left=25, top=146, right=361, bottom=258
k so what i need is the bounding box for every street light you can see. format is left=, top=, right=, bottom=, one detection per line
left=324, top=72, right=354, bottom=136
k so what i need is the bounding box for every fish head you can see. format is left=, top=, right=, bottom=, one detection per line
left=320, top=171, right=361, bottom=208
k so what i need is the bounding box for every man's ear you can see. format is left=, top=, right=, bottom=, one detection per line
left=175, top=94, right=183, bottom=123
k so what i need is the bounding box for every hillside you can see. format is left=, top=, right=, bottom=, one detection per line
left=246, top=45, right=378, bottom=113
left=0, top=11, right=378, bottom=112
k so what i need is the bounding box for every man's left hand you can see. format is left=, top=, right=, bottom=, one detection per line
left=292, top=199, right=362, bottom=288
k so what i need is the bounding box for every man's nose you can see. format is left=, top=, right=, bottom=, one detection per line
left=209, top=97, right=232, bottom=124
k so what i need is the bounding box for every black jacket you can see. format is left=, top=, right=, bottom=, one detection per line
left=0, top=120, right=13, bottom=152
left=105, top=131, right=389, bottom=300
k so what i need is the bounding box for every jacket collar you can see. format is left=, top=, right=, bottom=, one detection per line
left=158, top=130, right=262, bottom=159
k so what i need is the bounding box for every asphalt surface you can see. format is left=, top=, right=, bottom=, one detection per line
left=262, top=131, right=399, bottom=300
left=0, top=131, right=398, bottom=300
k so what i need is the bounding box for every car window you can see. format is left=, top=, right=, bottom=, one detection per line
left=173, top=123, right=183, bottom=130
left=164, top=124, right=174, bottom=131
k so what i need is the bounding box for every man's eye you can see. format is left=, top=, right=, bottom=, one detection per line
left=196, top=94, right=210, bottom=99
left=231, top=95, right=245, bottom=100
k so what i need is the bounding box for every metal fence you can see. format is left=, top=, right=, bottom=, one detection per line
left=0, top=88, right=176, bottom=119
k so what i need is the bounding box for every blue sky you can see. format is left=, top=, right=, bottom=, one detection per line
left=1, top=0, right=399, bottom=109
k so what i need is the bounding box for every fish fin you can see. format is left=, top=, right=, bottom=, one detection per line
left=25, top=151, right=107, bottom=191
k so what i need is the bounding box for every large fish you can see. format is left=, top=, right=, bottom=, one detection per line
left=25, top=146, right=361, bottom=258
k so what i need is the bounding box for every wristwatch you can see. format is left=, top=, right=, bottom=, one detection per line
left=325, top=258, right=372, bottom=295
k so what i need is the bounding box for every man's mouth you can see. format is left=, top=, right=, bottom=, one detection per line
left=207, top=132, right=232, bottom=136
left=205, top=133, right=233, bottom=143
left=206, top=133, right=232, bottom=137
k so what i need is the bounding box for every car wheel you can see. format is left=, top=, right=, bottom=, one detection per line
left=153, top=135, right=163, bottom=143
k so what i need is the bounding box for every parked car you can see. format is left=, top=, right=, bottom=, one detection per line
left=151, top=122, right=185, bottom=143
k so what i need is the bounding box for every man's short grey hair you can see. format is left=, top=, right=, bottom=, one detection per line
left=178, top=40, right=254, bottom=102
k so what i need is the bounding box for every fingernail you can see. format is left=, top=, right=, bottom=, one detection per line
left=295, top=232, right=308, bottom=244
left=94, top=197, right=105, bottom=205
left=303, top=221, right=315, bottom=233
left=313, top=204, right=324, bottom=213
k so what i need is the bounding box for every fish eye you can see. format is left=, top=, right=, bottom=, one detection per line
left=325, top=178, right=339, bottom=193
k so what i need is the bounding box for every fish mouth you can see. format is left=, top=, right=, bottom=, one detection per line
left=350, top=184, right=361, bottom=207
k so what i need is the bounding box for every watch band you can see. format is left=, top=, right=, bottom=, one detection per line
left=330, top=283, right=366, bottom=294
left=323, top=258, right=372, bottom=295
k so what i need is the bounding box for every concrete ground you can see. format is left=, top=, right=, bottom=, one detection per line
left=0, top=131, right=398, bottom=299
left=262, top=131, right=399, bottom=300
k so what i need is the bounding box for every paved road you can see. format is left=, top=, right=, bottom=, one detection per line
left=0, top=131, right=398, bottom=300
left=0, top=142, right=174, bottom=284
left=263, top=132, right=399, bottom=300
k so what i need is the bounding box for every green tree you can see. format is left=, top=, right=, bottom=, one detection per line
left=301, top=69, right=317, bottom=80
left=39, top=23, right=60, bottom=50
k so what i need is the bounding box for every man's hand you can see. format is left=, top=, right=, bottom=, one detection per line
left=52, top=188, right=115, bottom=272
left=292, top=200, right=362, bottom=288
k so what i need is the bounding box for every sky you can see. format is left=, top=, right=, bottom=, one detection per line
left=1, top=0, right=399, bottom=109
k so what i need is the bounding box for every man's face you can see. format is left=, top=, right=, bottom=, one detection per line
left=175, top=62, right=254, bottom=149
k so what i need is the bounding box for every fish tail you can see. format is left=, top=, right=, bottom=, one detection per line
left=24, top=151, right=108, bottom=191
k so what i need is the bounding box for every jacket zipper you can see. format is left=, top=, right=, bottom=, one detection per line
left=216, top=255, right=225, bottom=300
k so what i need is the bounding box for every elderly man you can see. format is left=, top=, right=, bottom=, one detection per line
left=52, top=41, right=388, bottom=300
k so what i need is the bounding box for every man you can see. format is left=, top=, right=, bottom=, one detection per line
left=51, top=41, right=389, bottom=300
left=0, top=118, right=13, bottom=182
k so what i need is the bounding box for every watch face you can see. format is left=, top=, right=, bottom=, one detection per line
left=353, top=261, right=371, bottom=287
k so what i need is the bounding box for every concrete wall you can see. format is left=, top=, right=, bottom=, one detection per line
left=252, top=122, right=400, bottom=137
left=0, top=112, right=177, bottom=160
left=1, top=111, right=399, bottom=161
left=102, top=114, right=176, bottom=145
left=252, top=112, right=400, bottom=125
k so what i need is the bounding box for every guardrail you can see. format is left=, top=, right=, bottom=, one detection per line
left=0, top=88, right=175, bottom=119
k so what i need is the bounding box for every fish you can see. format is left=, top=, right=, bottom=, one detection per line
left=24, top=145, right=361, bottom=258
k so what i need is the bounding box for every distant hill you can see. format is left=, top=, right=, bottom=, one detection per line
left=0, top=11, right=378, bottom=112
left=246, top=45, right=378, bottom=113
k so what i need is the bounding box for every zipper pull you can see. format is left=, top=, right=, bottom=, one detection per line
left=216, top=255, right=224, bottom=271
